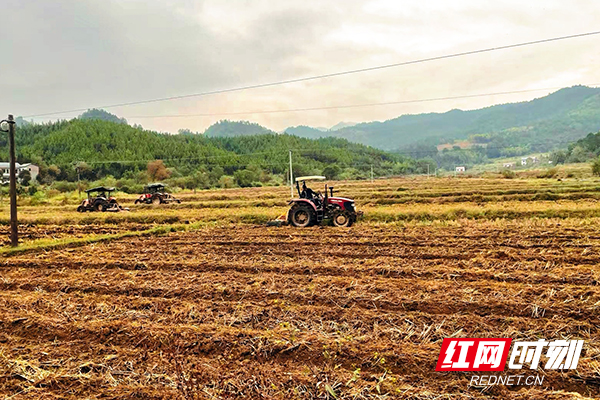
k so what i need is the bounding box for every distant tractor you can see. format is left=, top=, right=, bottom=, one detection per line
left=135, top=183, right=181, bottom=205
left=287, top=176, right=362, bottom=227
left=77, top=187, right=128, bottom=212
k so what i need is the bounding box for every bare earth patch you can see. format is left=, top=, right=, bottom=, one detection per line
left=1, top=220, right=599, bottom=399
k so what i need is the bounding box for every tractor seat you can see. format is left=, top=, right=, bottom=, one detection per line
left=303, top=188, right=316, bottom=199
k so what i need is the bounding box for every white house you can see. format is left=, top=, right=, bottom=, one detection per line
left=455, top=166, right=466, bottom=173
left=0, top=162, right=39, bottom=184
left=521, top=157, right=528, bottom=166
left=503, top=163, right=514, bottom=168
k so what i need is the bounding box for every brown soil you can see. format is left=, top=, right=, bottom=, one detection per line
left=1, top=222, right=598, bottom=399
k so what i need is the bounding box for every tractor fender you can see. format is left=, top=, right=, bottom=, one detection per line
left=287, top=199, right=317, bottom=224
left=288, top=199, right=317, bottom=212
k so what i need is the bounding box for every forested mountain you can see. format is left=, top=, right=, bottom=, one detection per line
left=330, top=122, right=356, bottom=131
left=569, top=131, right=600, bottom=154
left=555, top=130, right=600, bottom=164
left=8, top=83, right=596, bottom=188
left=285, top=126, right=327, bottom=140
left=286, top=85, right=600, bottom=154
left=285, top=122, right=357, bottom=139
left=0, top=118, right=415, bottom=187
left=204, top=120, right=275, bottom=137
left=564, top=130, right=600, bottom=175
left=79, top=108, right=128, bottom=125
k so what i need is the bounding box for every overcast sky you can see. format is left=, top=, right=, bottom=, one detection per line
left=1, top=0, right=599, bottom=133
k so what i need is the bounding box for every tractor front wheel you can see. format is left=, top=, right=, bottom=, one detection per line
left=134, top=199, right=141, bottom=205
left=333, top=212, right=353, bottom=227
left=77, top=206, right=84, bottom=213
left=289, top=206, right=315, bottom=228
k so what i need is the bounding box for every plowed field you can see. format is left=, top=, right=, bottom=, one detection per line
left=2, top=218, right=599, bottom=399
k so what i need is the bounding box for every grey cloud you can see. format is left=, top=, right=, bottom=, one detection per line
left=1, top=0, right=342, bottom=116
left=0, top=0, right=598, bottom=133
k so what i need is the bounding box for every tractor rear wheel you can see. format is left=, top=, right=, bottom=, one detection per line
left=95, top=202, right=105, bottom=212
left=333, top=212, right=353, bottom=227
left=289, top=206, right=315, bottom=228
left=152, top=196, right=161, bottom=205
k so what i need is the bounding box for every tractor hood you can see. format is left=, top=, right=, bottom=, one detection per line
left=329, top=197, right=353, bottom=202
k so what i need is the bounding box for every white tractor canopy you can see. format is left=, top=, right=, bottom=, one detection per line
left=295, top=175, right=325, bottom=182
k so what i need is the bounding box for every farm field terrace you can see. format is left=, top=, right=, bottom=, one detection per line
left=4, top=175, right=600, bottom=247
left=1, top=176, right=600, bottom=399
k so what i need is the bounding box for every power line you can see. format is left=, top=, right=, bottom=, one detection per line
left=22, top=30, right=600, bottom=119
left=123, top=85, right=599, bottom=119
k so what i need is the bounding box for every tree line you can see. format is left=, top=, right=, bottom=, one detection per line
left=1, top=114, right=427, bottom=193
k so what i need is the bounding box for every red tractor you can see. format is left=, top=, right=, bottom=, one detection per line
left=287, top=176, right=362, bottom=227
left=134, top=183, right=181, bottom=205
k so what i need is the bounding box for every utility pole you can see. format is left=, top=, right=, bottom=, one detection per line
left=289, top=150, right=294, bottom=199
left=370, top=165, right=374, bottom=183
left=1, top=115, right=18, bottom=247
left=76, top=162, right=81, bottom=196
left=427, top=164, right=430, bottom=178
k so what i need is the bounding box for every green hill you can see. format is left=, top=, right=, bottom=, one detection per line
left=285, top=123, right=357, bottom=139
left=204, top=120, right=275, bottom=138
left=287, top=85, right=600, bottom=154
left=285, top=125, right=327, bottom=140
left=2, top=118, right=415, bottom=186
left=555, top=129, right=600, bottom=165
left=79, top=109, right=128, bottom=125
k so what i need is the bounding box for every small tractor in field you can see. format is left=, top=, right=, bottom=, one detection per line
left=287, top=176, right=362, bottom=227
left=77, top=187, right=128, bottom=212
left=134, top=183, right=181, bottom=205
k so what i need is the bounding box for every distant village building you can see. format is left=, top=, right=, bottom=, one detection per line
left=503, top=163, right=514, bottom=168
left=0, top=163, right=39, bottom=184
left=521, top=157, right=528, bottom=166
left=532, top=156, right=539, bottom=164
left=0, top=163, right=11, bottom=183
left=455, top=166, right=466, bottom=173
